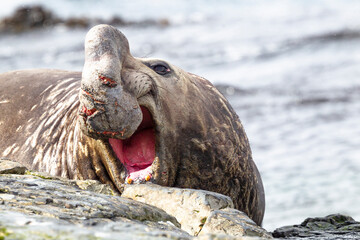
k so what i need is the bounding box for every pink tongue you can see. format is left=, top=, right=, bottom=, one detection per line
left=109, top=128, right=155, bottom=179
left=123, top=128, right=155, bottom=167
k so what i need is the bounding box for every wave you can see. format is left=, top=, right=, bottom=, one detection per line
left=214, top=84, right=255, bottom=97
left=255, top=28, right=360, bottom=61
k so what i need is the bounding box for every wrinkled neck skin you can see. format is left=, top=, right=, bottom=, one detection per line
left=0, top=71, right=81, bottom=178
left=164, top=72, right=265, bottom=225
left=0, top=70, right=125, bottom=191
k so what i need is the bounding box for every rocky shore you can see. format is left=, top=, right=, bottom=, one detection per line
left=273, top=214, right=360, bottom=239
left=0, top=159, right=271, bottom=240
left=0, top=5, right=169, bottom=33
left=1, top=159, right=359, bottom=239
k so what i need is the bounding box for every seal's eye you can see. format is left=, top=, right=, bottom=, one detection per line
left=151, top=64, right=170, bottom=75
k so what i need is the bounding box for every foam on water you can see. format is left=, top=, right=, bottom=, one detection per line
left=1, top=0, right=360, bottom=231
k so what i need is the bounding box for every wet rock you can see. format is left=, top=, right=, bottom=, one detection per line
left=0, top=5, right=170, bottom=33
left=0, top=5, right=58, bottom=33
left=63, top=17, right=91, bottom=28
left=272, top=214, right=360, bottom=239
left=108, top=16, right=127, bottom=26
left=199, top=208, right=272, bottom=238
left=0, top=159, right=27, bottom=174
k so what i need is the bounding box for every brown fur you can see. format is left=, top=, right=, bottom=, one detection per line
left=0, top=25, right=265, bottom=225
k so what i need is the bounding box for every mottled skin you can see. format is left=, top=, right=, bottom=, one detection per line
left=0, top=25, right=265, bottom=225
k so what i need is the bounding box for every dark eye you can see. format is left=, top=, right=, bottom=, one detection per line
left=152, top=64, right=170, bottom=75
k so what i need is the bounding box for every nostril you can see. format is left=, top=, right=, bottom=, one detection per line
left=99, top=74, right=117, bottom=87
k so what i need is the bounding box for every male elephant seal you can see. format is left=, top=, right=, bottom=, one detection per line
left=0, top=24, right=265, bottom=225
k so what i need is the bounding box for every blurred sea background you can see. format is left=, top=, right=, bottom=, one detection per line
left=1, top=0, right=359, bottom=231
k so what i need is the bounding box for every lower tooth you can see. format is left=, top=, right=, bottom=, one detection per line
left=145, top=174, right=151, bottom=181
left=126, top=178, right=133, bottom=184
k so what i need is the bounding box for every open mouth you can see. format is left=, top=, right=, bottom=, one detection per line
left=108, top=106, right=155, bottom=184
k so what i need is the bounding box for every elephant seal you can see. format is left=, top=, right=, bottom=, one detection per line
left=0, top=24, right=265, bottom=225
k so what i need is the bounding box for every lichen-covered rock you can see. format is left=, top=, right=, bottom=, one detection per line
left=0, top=173, right=189, bottom=239
left=25, top=169, right=117, bottom=196
left=196, top=234, right=266, bottom=240
left=0, top=210, right=188, bottom=240
left=122, top=183, right=234, bottom=235
left=122, top=184, right=270, bottom=239
left=272, top=214, right=360, bottom=239
left=70, top=179, right=119, bottom=196
left=199, top=208, right=272, bottom=238
left=0, top=159, right=271, bottom=239
left=0, top=170, right=273, bottom=239
left=0, top=159, right=27, bottom=174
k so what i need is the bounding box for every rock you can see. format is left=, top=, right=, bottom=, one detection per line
left=26, top=171, right=115, bottom=195
left=0, top=5, right=170, bottom=33
left=70, top=179, right=119, bottom=196
left=0, top=173, right=189, bottom=239
left=122, top=184, right=270, bottom=238
left=63, top=17, right=91, bottom=28
left=0, top=171, right=271, bottom=239
left=272, top=214, right=360, bottom=239
left=196, top=234, right=265, bottom=240
left=0, top=210, right=188, bottom=240
left=0, top=171, right=272, bottom=239
left=0, top=5, right=58, bottom=33
left=199, top=208, right=272, bottom=238
left=0, top=159, right=27, bottom=174
left=122, top=183, right=234, bottom=235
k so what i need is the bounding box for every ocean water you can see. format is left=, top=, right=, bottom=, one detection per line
left=1, top=0, right=360, bottom=231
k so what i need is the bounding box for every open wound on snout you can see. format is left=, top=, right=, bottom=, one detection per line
left=98, top=74, right=117, bottom=87
left=80, top=105, right=96, bottom=116
left=109, top=106, right=155, bottom=183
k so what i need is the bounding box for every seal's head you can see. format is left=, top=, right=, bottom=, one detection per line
left=79, top=24, right=186, bottom=185
left=79, top=24, right=265, bottom=225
